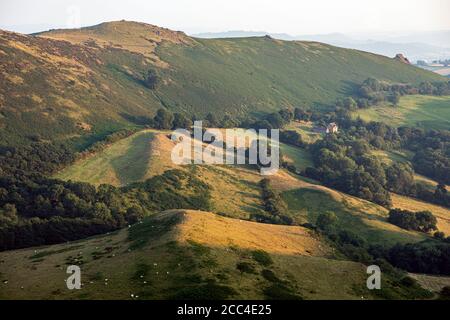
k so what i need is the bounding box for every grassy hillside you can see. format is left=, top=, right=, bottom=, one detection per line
left=353, top=95, right=450, bottom=130
left=282, top=187, right=425, bottom=246
left=55, top=130, right=159, bottom=186
left=0, top=21, right=443, bottom=147
left=55, top=128, right=433, bottom=247
left=155, top=36, right=443, bottom=116
left=0, top=210, right=430, bottom=300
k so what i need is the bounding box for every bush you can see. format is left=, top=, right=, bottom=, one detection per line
left=252, top=250, right=273, bottom=267
left=316, top=212, right=338, bottom=233
left=236, top=262, right=257, bottom=274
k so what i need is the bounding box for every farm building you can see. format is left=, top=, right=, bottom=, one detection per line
left=326, top=122, right=338, bottom=134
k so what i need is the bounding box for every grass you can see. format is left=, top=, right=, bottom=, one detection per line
left=0, top=209, right=433, bottom=300
left=2, top=21, right=442, bottom=147
left=55, top=130, right=156, bottom=186
left=280, top=143, right=313, bottom=170
left=370, top=149, right=448, bottom=191
left=128, top=212, right=182, bottom=250
left=285, top=121, right=323, bottom=144
left=391, top=193, right=450, bottom=235
left=282, top=188, right=426, bottom=246
left=353, top=95, right=450, bottom=130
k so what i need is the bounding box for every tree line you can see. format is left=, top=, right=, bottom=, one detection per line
left=0, top=138, right=212, bottom=251
left=336, top=78, right=450, bottom=111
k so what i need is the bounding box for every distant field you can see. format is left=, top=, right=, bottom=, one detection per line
left=281, top=143, right=313, bottom=170
left=370, top=149, right=448, bottom=191
left=353, top=95, right=450, bottom=130
left=55, top=130, right=157, bottom=186
left=285, top=121, right=323, bottom=144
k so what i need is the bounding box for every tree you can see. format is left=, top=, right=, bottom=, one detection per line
left=388, top=209, right=437, bottom=233
left=343, top=97, right=357, bottom=111
left=143, top=70, right=159, bottom=89
left=172, top=113, right=192, bottom=130
left=279, top=108, right=294, bottom=122
left=294, top=107, right=311, bottom=121
left=434, top=231, right=446, bottom=240
left=389, top=92, right=401, bottom=106
left=0, top=204, right=18, bottom=225
left=266, top=112, right=286, bottom=128
left=90, top=202, right=112, bottom=221
left=316, top=212, right=338, bottom=232
left=386, top=163, right=415, bottom=195
left=154, top=108, right=174, bottom=130
left=280, top=130, right=304, bottom=147
left=125, top=206, right=145, bottom=224
left=205, top=112, right=219, bottom=127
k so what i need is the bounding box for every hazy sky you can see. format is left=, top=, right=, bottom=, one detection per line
left=1, top=0, right=450, bottom=35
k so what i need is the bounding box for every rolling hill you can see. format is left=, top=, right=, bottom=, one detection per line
left=3, top=125, right=449, bottom=299
left=0, top=20, right=444, bottom=147
left=0, top=209, right=435, bottom=300
left=54, top=128, right=432, bottom=246
left=1, top=20, right=449, bottom=301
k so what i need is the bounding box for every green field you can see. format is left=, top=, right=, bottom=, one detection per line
left=55, top=130, right=156, bottom=186
left=282, top=188, right=425, bottom=246
left=285, top=121, right=323, bottom=144
left=281, top=143, right=313, bottom=169
left=353, top=95, right=450, bottom=130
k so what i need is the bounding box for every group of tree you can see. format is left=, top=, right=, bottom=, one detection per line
left=253, top=178, right=293, bottom=225
left=242, top=107, right=297, bottom=130
left=305, top=134, right=392, bottom=206
left=0, top=132, right=213, bottom=251
left=151, top=108, right=243, bottom=130
left=381, top=241, right=450, bottom=275
left=338, top=78, right=450, bottom=111
left=387, top=209, right=438, bottom=233
left=279, top=130, right=305, bottom=148
left=313, top=211, right=450, bottom=277
left=303, top=110, right=450, bottom=208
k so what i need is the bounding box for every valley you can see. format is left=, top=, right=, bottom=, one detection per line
left=1, top=20, right=450, bottom=301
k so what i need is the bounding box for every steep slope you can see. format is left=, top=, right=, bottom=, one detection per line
left=0, top=210, right=426, bottom=300
left=0, top=20, right=443, bottom=147
left=0, top=28, right=162, bottom=147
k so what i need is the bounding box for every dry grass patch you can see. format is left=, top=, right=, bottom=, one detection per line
left=391, top=193, right=450, bottom=235
left=175, top=210, right=329, bottom=257
left=409, top=273, right=450, bottom=293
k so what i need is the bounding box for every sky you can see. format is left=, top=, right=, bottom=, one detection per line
left=1, top=0, right=450, bottom=35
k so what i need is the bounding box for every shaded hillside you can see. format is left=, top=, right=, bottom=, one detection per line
left=0, top=20, right=443, bottom=147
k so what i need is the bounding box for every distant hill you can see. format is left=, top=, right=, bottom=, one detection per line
left=194, top=31, right=450, bottom=62
left=0, top=20, right=443, bottom=147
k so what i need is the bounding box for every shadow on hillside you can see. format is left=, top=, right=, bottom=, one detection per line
left=110, top=132, right=154, bottom=185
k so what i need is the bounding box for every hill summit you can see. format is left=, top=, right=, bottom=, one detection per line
left=0, top=21, right=444, bottom=147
